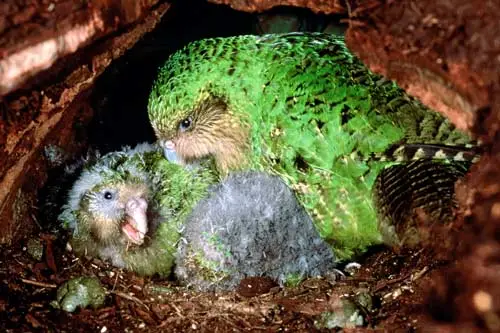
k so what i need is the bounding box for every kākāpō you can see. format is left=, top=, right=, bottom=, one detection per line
left=148, top=32, right=478, bottom=258
left=59, top=143, right=216, bottom=276
left=59, top=143, right=337, bottom=289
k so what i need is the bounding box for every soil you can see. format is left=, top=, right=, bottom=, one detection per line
left=0, top=236, right=442, bottom=332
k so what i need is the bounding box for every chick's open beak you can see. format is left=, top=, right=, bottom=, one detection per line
left=122, top=197, right=148, bottom=245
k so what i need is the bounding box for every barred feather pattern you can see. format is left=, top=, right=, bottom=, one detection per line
left=374, top=159, right=471, bottom=247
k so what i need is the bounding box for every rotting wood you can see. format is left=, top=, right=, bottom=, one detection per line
left=0, top=0, right=163, bottom=97
left=0, top=2, right=171, bottom=244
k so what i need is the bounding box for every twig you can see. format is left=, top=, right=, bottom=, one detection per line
left=110, top=290, right=149, bottom=311
left=111, top=272, right=119, bottom=292
left=412, top=266, right=429, bottom=281
left=372, top=274, right=411, bottom=293
left=170, top=302, right=186, bottom=319
left=21, top=278, right=57, bottom=289
left=211, top=299, right=274, bottom=317
left=170, top=302, right=200, bottom=327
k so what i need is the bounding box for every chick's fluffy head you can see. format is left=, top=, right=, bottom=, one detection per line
left=61, top=154, right=153, bottom=247
left=79, top=180, right=150, bottom=245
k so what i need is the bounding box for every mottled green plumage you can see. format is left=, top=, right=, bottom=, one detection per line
left=148, top=33, right=475, bottom=258
left=59, top=144, right=217, bottom=276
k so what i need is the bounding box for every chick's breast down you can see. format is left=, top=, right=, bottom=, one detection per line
left=176, top=171, right=336, bottom=292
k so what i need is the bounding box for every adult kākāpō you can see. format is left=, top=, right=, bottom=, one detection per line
left=58, top=143, right=217, bottom=276
left=148, top=32, right=478, bottom=259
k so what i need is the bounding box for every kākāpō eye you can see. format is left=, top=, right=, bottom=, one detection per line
left=179, top=117, right=192, bottom=132
left=103, top=191, right=114, bottom=200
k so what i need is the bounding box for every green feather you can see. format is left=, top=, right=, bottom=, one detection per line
left=148, top=33, right=476, bottom=259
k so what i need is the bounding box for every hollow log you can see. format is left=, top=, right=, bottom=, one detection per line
left=209, top=0, right=345, bottom=14
left=0, top=1, right=170, bottom=244
left=1, top=0, right=500, bottom=329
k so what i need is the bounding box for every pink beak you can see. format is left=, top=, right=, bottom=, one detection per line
left=122, top=197, right=148, bottom=245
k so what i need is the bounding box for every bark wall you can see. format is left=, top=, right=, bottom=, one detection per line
left=0, top=1, right=170, bottom=243
left=0, top=0, right=163, bottom=96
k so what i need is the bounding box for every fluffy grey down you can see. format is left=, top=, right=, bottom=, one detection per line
left=175, top=171, right=337, bottom=291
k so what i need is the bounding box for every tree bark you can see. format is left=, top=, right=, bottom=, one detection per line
left=0, top=1, right=170, bottom=243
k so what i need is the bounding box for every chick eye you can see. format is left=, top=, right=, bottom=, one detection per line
left=103, top=191, right=114, bottom=200
left=179, top=117, right=192, bottom=132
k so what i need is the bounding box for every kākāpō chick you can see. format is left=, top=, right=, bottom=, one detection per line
left=59, top=143, right=217, bottom=276
left=176, top=171, right=337, bottom=291
left=59, top=143, right=336, bottom=286
left=148, top=32, right=478, bottom=259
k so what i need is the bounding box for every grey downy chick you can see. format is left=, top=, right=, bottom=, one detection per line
left=175, top=171, right=337, bottom=292
left=59, top=143, right=337, bottom=288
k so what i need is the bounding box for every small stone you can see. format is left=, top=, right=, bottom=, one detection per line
left=314, top=299, right=364, bottom=329
left=354, top=290, right=373, bottom=310
left=26, top=238, right=44, bottom=261
left=315, top=291, right=372, bottom=330
left=51, top=276, right=106, bottom=312
left=473, top=290, right=493, bottom=313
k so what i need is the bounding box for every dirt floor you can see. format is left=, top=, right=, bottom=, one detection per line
left=0, top=234, right=443, bottom=332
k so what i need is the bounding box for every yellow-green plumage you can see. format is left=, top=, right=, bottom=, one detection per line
left=148, top=33, right=476, bottom=258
